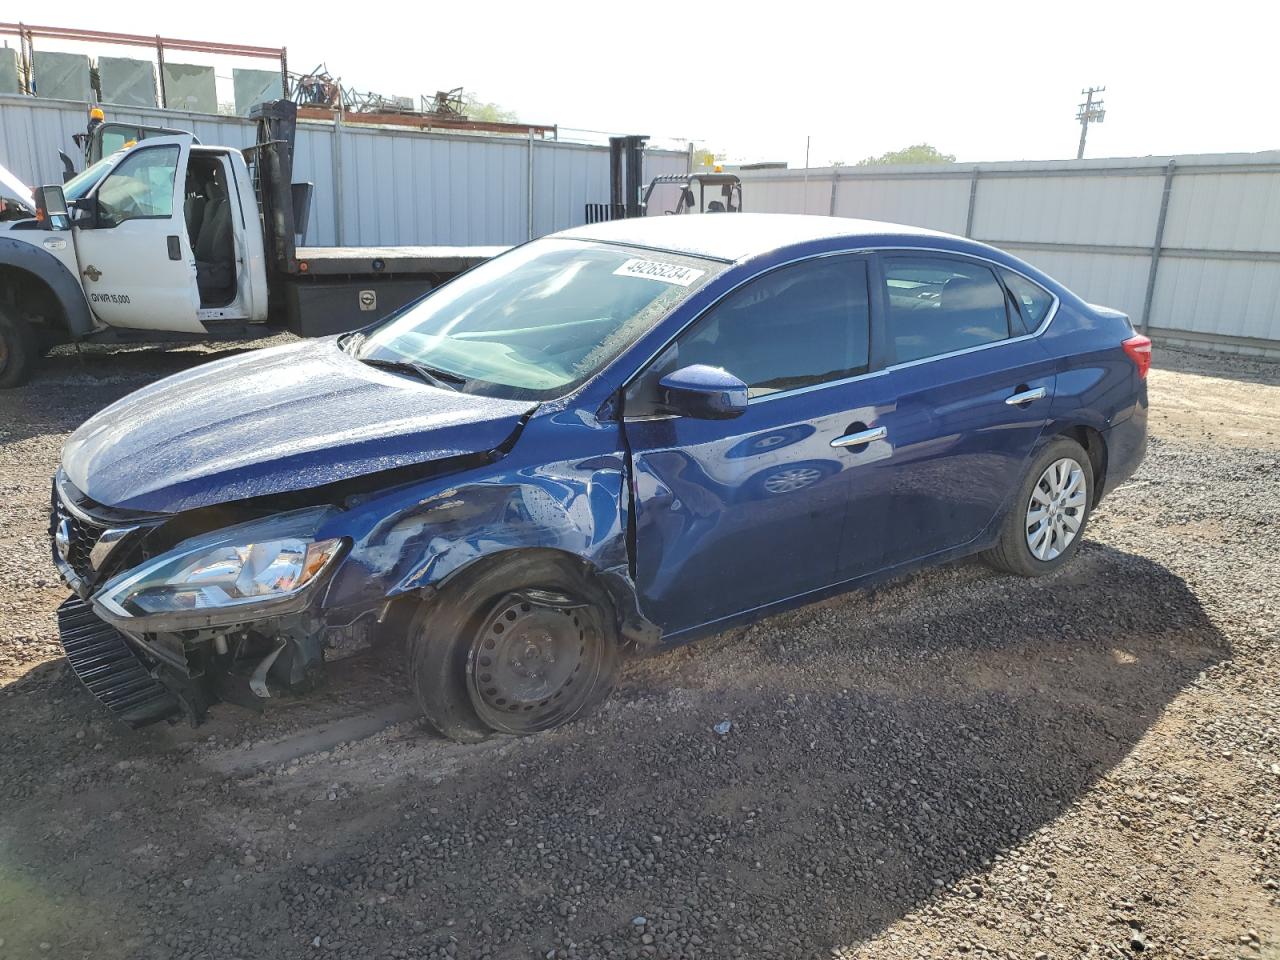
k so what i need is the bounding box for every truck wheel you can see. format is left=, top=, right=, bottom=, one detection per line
left=982, top=437, right=1093, bottom=577
left=0, top=307, right=36, bottom=388
left=407, top=554, right=620, bottom=741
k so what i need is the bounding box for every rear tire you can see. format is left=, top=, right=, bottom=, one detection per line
left=0, top=306, right=36, bottom=388
left=983, top=437, right=1093, bottom=577
left=407, top=554, right=620, bottom=741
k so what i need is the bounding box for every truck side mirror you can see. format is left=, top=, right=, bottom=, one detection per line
left=35, top=184, right=70, bottom=228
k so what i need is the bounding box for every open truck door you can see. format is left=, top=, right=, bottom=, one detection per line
left=70, top=134, right=204, bottom=333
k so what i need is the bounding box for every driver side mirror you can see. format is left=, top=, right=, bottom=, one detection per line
left=658, top=364, right=748, bottom=420
left=35, top=184, right=70, bottom=229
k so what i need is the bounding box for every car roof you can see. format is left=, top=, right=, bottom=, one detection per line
left=560, top=213, right=952, bottom=263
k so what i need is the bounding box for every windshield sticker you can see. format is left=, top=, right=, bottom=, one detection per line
left=613, top=258, right=705, bottom=286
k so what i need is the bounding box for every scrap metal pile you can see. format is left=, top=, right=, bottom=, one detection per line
left=286, top=66, right=538, bottom=134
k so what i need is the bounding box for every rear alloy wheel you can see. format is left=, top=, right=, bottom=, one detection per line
left=983, top=437, right=1093, bottom=577
left=1024, top=457, right=1087, bottom=561
left=407, top=555, right=620, bottom=740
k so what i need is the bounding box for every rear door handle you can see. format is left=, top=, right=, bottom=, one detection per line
left=166, top=235, right=182, bottom=260
left=1005, top=386, right=1047, bottom=406
left=830, top=426, right=887, bottom=448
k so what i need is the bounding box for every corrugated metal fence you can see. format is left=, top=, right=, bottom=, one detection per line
left=741, top=154, right=1280, bottom=356
left=0, top=94, right=689, bottom=248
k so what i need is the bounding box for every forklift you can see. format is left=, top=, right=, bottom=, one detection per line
left=584, top=135, right=742, bottom=223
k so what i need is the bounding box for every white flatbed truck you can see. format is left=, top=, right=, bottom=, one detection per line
left=0, top=100, right=504, bottom=386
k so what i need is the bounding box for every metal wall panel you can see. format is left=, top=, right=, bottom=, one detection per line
left=0, top=94, right=686, bottom=250
left=1154, top=258, right=1280, bottom=341
left=1162, top=171, right=1280, bottom=252
left=289, top=124, right=336, bottom=245
left=972, top=173, right=1163, bottom=247
left=98, top=57, right=157, bottom=108
left=741, top=173, right=834, bottom=217
left=834, top=176, right=969, bottom=233
left=739, top=153, right=1280, bottom=351
left=1001, top=246, right=1152, bottom=321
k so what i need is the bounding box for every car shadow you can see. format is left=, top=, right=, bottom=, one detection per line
left=538, top=541, right=1229, bottom=952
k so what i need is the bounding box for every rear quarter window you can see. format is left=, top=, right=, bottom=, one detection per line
left=1000, top=269, right=1055, bottom=331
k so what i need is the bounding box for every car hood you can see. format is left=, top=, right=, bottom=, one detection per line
left=62, top=338, right=536, bottom=513
left=0, top=161, right=33, bottom=207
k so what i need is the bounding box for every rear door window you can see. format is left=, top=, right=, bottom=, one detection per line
left=883, top=256, right=1012, bottom=364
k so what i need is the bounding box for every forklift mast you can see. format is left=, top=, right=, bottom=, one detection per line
left=245, top=99, right=305, bottom=277
left=586, top=135, right=648, bottom=224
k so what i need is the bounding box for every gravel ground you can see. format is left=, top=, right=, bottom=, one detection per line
left=0, top=342, right=1277, bottom=960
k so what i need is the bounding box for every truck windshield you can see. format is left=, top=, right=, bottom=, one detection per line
left=353, top=238, right=722, bottom=400
left=63, top=155, right=117, bottom=202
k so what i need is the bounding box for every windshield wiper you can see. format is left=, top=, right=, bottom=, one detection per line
left=357, top=356, right=464, bottom=391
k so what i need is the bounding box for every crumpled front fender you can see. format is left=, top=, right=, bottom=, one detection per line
left=319, top=409, right=656, bottom=642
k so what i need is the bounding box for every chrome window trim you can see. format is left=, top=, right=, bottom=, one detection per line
left=748, top=367, right=889, bottom=404
left=620, top=243, right=1062, bottom=419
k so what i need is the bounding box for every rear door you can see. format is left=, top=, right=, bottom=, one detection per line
left=71, top=134, right=203, bottom=333
left=841, top=253, right=1057, bottom=575
left=623, top=254, right=890, bottom=636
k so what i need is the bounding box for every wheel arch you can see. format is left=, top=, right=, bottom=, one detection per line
left=0, top=237, right=95, bottom=340
left=392, top=545, right=659, bottom=651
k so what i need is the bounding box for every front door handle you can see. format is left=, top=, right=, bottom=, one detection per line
left=830, top=425, right=887, bottom=448
left=1005, top=386, right=1047, bottom=406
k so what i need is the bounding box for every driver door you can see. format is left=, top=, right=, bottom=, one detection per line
left=72, top=134, right=204, bottom=333
left=623, top=254, right=885, bottom=638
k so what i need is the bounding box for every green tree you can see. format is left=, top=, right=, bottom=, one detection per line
left=462, top=92, right=518, bottom=123
left=855, top=143, right=956, bottom=166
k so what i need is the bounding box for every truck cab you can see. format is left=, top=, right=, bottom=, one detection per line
left=60, top=135, right=268, bottom=330
left=0, top=100, right=500, bottom=388
left=643, top=173, right=743, bottom=216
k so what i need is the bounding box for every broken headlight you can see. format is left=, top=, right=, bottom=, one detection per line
left=93, top=507, right=345, bottom=628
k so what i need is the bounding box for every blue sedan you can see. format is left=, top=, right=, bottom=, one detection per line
left=50, top=214, right=1150, bottom=737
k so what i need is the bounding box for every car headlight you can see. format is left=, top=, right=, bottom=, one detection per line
left=93, top=507, right=346, bottom=628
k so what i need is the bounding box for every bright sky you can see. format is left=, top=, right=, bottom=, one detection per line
left=18, top=0, right=1280, bottom=166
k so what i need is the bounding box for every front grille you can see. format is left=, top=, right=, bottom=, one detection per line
left=51, top=487, right=109, bottom=587
left=50, top=474, right=160, bottom=594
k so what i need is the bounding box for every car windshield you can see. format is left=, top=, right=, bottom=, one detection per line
left=353, top=238, right=722, bottom=400
left=63, top=155, right=117, bottom=202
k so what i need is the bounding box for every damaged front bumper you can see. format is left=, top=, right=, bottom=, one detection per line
left=50, top=473, right=365, bottom=727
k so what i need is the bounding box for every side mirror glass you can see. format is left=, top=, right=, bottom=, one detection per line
left=35, top=184, right=70, bottom=229
left=658, top=364, right=748, bottom=420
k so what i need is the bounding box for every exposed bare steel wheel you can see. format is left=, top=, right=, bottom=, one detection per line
left=407, top=554, right=620, bottom=741
left=466, top=592, right=607, bottom=735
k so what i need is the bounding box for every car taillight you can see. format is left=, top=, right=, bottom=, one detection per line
left=1123, top=334, right=1152, bottom=380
